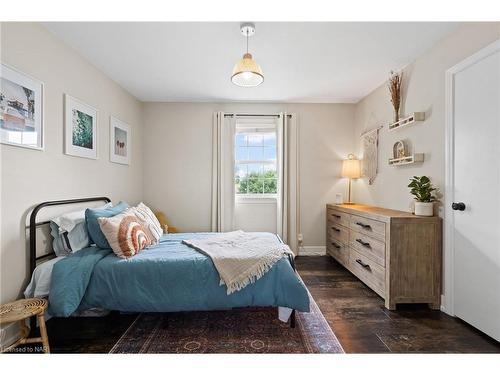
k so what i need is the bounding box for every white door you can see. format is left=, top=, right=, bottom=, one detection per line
left=447, top=40, right=500, bottom=341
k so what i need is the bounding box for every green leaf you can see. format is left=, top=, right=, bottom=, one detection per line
left=408, top=175, right=438, bottom=202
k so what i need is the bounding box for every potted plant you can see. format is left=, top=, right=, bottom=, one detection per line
left=408, top=176, right=437, bottom=216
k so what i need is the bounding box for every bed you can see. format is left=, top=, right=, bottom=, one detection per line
left=28, top=197, right=310, bottom=326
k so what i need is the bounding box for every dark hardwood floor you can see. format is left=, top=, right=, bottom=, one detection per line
left=20, top=256, right=500, bottom=353
left=295, top=256, right=500, bottom=353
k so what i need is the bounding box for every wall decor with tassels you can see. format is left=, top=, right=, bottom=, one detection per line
left=360, top=126, right=381, bottom=185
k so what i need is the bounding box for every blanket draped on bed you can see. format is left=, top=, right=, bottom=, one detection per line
left=183, top=230, right=294, bottom=295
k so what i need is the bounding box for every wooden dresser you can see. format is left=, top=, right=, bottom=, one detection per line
left=326, top=204, right=442, bottom=310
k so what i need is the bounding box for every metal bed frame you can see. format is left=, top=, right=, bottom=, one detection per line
left=28, top=196, right=296, bottom=328
left=28, top=197, right=111, bottom=329
left=29, top=197, right=111, bottom=276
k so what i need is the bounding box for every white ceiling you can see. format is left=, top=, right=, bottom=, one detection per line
left=43, top=22, right=458, bottom=103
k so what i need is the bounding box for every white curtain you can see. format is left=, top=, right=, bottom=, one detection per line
left=211, top=112, right=236, bottom=232
left=277, top=113, right=300, bottom=254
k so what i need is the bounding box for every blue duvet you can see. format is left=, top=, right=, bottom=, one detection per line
left=48, top=233, right=310, bottom=317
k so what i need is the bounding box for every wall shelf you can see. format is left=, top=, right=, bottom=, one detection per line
left=388, top=153, right=424, bottom=166
left=388, top=112, right=425, bottom=131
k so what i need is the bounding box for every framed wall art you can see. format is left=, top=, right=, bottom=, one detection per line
left=110, top=116, right=131, bottom=165
left=0, top=63, right=44, bottom=150
left=64, top=94, right=98, bottom=159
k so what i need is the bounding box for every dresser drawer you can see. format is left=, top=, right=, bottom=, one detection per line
left=326, top=203, right=442, bottom=310
left=349, top=249, right=386, bottom=298
left=327, top=209, right=350, bottom=228
left=349, top=214, right=386, bottom=241
left=328, top=222, right=349, bottom=244
left=326, top=238, right=349, bottom=266
left=349, top=230, right=386, bottom=267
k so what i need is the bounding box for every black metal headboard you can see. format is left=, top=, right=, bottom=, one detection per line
left=29, top=197, right=111, bottom=275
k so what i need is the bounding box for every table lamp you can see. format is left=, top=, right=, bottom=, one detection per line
left=341, top=154, right=361, bottom=204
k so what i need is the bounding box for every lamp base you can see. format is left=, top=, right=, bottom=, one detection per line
left=343, top=201, right=356, bottom=205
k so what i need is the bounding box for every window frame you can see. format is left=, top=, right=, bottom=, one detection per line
left=234, top=120, right=278, bottom=201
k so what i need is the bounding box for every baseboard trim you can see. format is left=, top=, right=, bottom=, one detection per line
left=440, top=294, right=452, bottom=315
left=299, top=246, right=326, bottom=256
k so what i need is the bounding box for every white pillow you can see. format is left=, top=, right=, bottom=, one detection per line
left=50, top=202, right=113, bottom=254
left=52, top=203, right=112, bottom=233
left=132, top=203, right=163, bottom=244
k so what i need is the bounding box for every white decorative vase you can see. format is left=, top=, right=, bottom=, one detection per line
left=414, top=202, right=434, bottom=217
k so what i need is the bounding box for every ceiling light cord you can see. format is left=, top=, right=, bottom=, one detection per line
left=246, top=29, right=249, bottom=54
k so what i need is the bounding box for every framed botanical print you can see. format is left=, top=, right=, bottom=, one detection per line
left=110, top=116, right=131, bottom=165
left=64, top=94, right=98, bottom=159
left=0, top=63, right=44, bottom=150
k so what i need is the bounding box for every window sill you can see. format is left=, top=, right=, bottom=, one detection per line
left=236, top=195, right=278, bottom=204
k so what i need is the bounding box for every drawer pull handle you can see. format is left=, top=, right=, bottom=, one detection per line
left=331, top=242, right=341, bottom=249
left=356, top=238, right=371, bottom=248
left=331, top=227, right=340, bottom=232
left=356, top=259, right=371, bottom=269
left=356, top=222, right=372, bottom=230
left=331, top=214, right=341, bottom=219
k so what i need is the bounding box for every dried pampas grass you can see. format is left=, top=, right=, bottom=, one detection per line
left=388, top=70, right=402, bottom=122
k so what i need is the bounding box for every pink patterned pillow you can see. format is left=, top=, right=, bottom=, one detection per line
left=98, top=212, right=151, bottom=258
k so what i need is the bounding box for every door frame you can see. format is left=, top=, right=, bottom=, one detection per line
left=443, top=39, right=500, bottom=316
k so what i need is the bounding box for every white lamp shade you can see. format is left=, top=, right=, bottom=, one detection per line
left=342, top=156, right=361, bottom=179
left=231, top=53, right=264, bottom=87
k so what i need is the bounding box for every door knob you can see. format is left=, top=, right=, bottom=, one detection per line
left=452, top=202, right=466, bottom=211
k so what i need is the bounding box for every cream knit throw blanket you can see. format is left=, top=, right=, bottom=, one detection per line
left=183, top=231, right=294, bottom=295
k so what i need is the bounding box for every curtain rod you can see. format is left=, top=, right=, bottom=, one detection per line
left=223, top=113, right=292, bottom=118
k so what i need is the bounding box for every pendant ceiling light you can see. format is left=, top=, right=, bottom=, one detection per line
left=231, top=23, right=264, bottom=87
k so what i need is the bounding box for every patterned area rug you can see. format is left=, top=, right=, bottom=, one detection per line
left=110, top=294, right=343, bottom=354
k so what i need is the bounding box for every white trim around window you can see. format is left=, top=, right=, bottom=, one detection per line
left=234, top=118, right=278, bottom=198
left=235, top=194, right=277, bottom=204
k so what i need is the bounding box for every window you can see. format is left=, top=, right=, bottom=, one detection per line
left=235, top=123, right=277, bottom=197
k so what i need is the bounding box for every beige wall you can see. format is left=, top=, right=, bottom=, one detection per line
left=235, top=201, right=277, bottom=233
left=352, top=22, right=500, bottom=306
left=142, top=102, right=355, bottom=247
left=352, top=22, right=500, bottom=214
left=0, top=23, right=144, bottom=304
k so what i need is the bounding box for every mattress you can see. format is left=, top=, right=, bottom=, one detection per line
left=48, top=232, right=310, bottom=317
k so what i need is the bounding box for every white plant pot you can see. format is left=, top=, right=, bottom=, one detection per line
left=414, top=202, right=434, bottom=217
